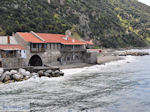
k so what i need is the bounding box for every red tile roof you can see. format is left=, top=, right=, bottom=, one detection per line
left=0, top=45, right=25, bottom=50
left=17, top=32, right=93, bottom=45
left=36, top=33, right=86, bottom=45
left=18, top=32, right=44, bottom=43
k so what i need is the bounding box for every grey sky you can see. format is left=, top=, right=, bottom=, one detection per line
left=138, top=0, right=150, bottom=6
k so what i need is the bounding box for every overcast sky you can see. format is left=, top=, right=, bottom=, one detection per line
left=138, top=0, right=150, bottom=6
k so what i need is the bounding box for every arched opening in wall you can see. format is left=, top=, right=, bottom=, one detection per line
left=28, top=55, right=43, bottom=66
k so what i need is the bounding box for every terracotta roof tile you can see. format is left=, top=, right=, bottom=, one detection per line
left=18, top=32, right=44, bottom=43
left=17, top=32, right=93, bottom=45
left=0, top=45, right=25, bottom=50
left=36, top=33, right=86, bottom=45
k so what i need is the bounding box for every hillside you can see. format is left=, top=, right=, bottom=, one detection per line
left=0, top=0, right=150, bottom=48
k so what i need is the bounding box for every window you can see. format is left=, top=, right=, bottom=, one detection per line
left=32, top=43, right=37, bottom=48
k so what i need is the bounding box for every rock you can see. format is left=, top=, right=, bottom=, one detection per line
left=26, top=71, right=31, bottom=76
left=51, top=72, right=55, bottom=77
left=32, top=73, right=39, bottom=77
left=12, top=74, right=24, bottom=81
left=24, top=75, right=31, bottom=80
left=4, top=71, right=11, bottom=76
left=45, top=70, right=52, bottom=74
left=32, top=73, right=39, bottom=78
left=0, top=74, right=6, bottom=82
left=0, top=68, right=4, bottom=74
left=44, top=72, right=50, bottom=77
left=54, top=70, right=60, bottom=74
left=19, top=68, right=26, bottom=75
left=119, top=52, right=149, bottom=56
left=3, top=75, right=11, bottom=82
left=38, top=70, right=44, bottom=77
left=59, top=71, right=64, bottom=76
left=10, top=70, right=18, bottom=75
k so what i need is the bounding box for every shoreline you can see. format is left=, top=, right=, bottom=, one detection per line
left=59, top=56, right=123, bottom=70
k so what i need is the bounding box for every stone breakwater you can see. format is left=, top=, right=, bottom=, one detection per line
left=118, top=51, right=149, bottom=56
left=0, top=66, right=64, bottom=84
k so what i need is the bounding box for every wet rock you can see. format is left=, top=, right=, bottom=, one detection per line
left=0, top=68, right=4, bottom=74
left=4, top=71, right=11, bottom=76
left=59, top=71, right=64, bottom=76
left=44, top=72, right=50, bottom=77
left=54, top=70, right=60, bottom=74
left=10, top=70, right=18, bottom=75
left=13, top=74, right=23, bottom=81
left=45, top=70, right=52, bottom=74
left=19, top=68, right=26, bottom=75
left=4, top=75, right=11, bottom=82
left=38, top=70, right=44, bottom=77
left=32, top=73, right=39, bottom=77
left=26, top=71, right=31, bottom=76
left=0, top=74, right=6, bottom=82
left=24, top=75, right=31, bottom=80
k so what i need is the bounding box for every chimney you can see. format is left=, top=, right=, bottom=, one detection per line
left=65, top=30, right=71, bottom=40
left=7, top=36, right=10, bottom=44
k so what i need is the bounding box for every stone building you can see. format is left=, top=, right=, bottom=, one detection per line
left=0, top=36, right=25, bottom=68
left=14, top=31, right=93, bottom=66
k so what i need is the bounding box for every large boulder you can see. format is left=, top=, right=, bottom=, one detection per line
left=19, top=69, right=26, bottom=76
left=4, top=71, right=11, bottom=76
left=45, top=70, right=52, bottom=74
left=10, top=70, right=18, bottom=75
left=59, top=71, right=64, bottom=76
left=0, top=68, right=4, bottom=74
left=3, top=71, right=12, bottom=80
left=12, top=74, right=24, bottom=81
left=32, top=73, right=39, bottom=78
left=38, top=70, right=44, bottom=77
left=0, top=74, right=6, bottom=82
left=25, top=71, right=31, bottom=76
left=44, top=72, right=50, bottom=77
left=3, top=75, right=11, bottom=82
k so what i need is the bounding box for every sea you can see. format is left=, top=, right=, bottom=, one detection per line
left=0, top=49, right=150, bottom=112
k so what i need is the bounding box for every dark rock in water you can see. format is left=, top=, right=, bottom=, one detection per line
left=38, top=70, right=44, bottom=77
left=59, top=71, right=64, bottom=76
left=54, top=70, right=60, bottom=74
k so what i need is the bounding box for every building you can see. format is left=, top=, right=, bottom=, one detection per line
left=14, top=31, right=93, bottom=67
left=0, top=36, right=25, bottom=68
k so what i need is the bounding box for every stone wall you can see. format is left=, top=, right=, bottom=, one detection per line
left=2, top=58, right=26, bottom=68
left=83, top=52, right=98, bottom=64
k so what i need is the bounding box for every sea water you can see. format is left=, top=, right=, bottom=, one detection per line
left=0, top=49, right=150, bottom=112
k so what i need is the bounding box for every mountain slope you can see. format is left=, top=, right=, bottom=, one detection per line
left=0, top=0, right=150, bottom=48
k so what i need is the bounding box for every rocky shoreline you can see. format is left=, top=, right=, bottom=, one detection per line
left=118, top=51, right=149, bottom=56
left=0, top=66, right=64, bottom=84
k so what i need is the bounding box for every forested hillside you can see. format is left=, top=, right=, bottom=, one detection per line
left=0, top=0, right=150, bottom=48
